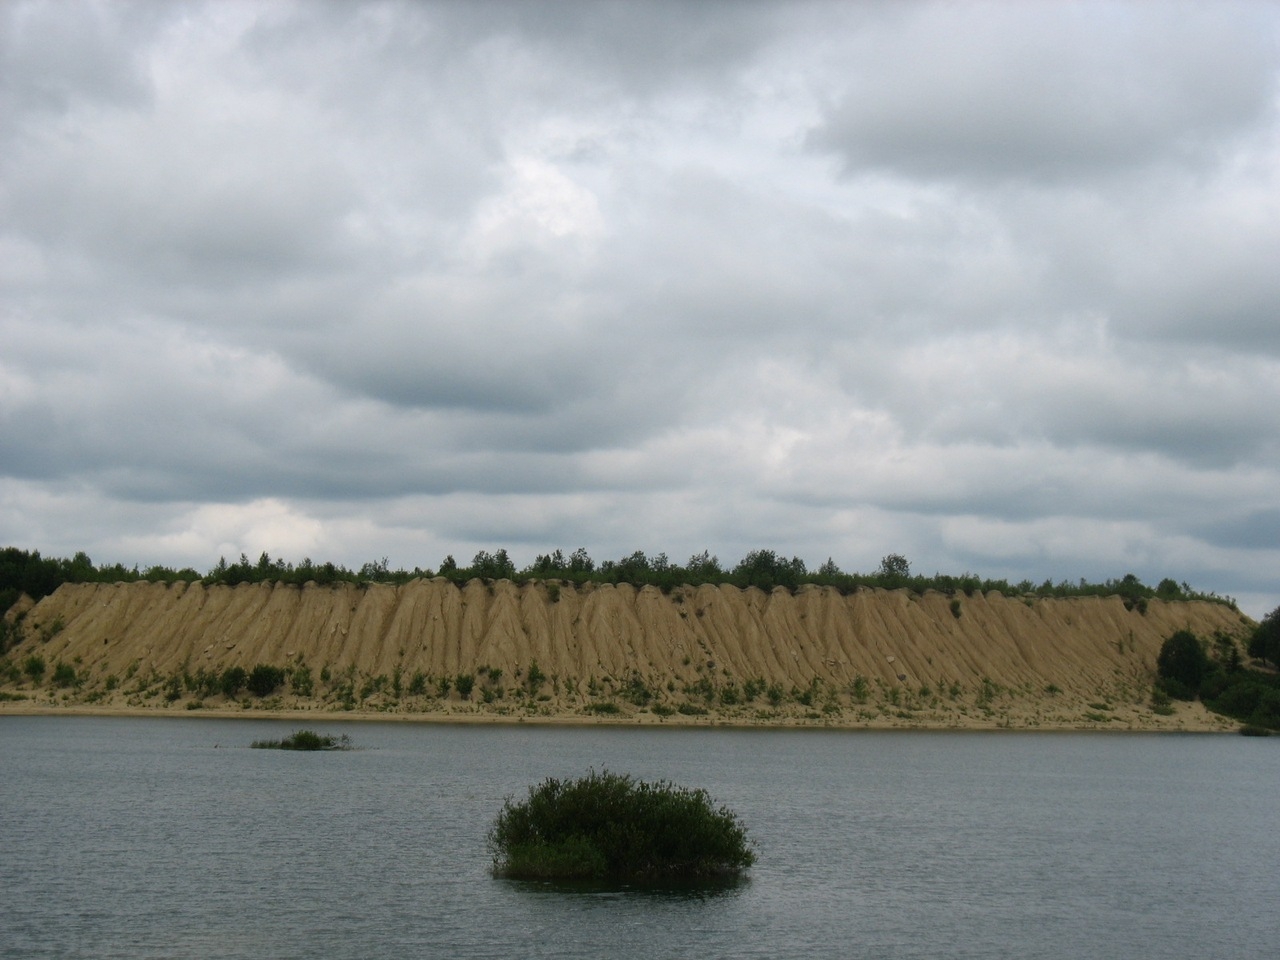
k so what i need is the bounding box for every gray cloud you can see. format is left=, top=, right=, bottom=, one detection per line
left=2, top=1, right=1278, bottom=617
left=809, top=2, right=1277, bottom=183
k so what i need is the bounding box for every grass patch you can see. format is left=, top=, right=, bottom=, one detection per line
left=489, top=770, right=754, bottom=881
left=250, top=729, right=353, bottom=751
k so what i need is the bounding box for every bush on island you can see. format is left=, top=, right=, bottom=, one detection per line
left=251, top=729, right=351, bottom=751
left=488, top=770, right=754, bottom=881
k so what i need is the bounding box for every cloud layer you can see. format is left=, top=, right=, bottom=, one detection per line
left=2, top=0, right=1278, bottom=616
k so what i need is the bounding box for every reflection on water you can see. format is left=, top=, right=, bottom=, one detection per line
left=503, top=873, right=751, bottom=901
left=1, top=718, right=1278, bottom=960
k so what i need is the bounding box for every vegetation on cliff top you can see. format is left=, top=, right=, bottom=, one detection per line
left=0, top=544, right=1237, bottom=622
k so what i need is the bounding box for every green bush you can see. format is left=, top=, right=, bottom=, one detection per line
left=1157, top=630, right=1209, bottom=696
left=488, top=770, right=754, bottom=881
left=220, top=666, right=247, bottom=697
left=247, top=664, right=286, bottom=697
left=51, top=661, right=77, bottom=688
left=251, top=729, right=352, bottom=750
left=22, top=654, right=45, bottom=681
left=291, top=664, right=314, bottom=697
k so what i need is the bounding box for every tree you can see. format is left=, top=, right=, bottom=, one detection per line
left=878, top=553, right=910, bottom=580
left=733, top=549, right=805, bottom=592
left=1157, top=630, right=1209, bottom=697
left=1248, top=606, right=1280, bottom=667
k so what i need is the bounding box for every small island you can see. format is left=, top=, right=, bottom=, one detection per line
left=250, top=729, right=352, bottom=751
left=489, top=770, right=754, bottom=881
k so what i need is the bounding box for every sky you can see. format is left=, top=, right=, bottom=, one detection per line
left=2, top=0, right=1278, bottom=617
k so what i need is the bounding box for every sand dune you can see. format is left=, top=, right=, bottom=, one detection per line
left=2, top=579, right=1254, bottom=730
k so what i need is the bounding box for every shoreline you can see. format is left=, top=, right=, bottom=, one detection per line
left=0, top=698, right=1243, bottom=733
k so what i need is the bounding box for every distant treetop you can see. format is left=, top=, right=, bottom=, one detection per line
left=0, top=544, right=1238, bottom=611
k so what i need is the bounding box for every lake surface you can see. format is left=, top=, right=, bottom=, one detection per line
left=1, top=717, right=1277, bottom=959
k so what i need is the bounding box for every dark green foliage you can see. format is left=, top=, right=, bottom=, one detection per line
left=291, top=665, right=314, bottom=697
left=525, top=660, right=546, bottom=696
left=1248, top=606, right=1280, bottom=666
left=489, top=771, right=754, bottom=881
left=0, top=543, right=1241, bottom=610
left=251, top=729, right=352, bottom=750
left=1150, top=685, right=1175, bottom=715
left=1157, top=630, right=1209, bottom=696
left=51, top=661, right=76, bottom=687
left=950, top=598, right=962, bottom=619
left=247, top=664, right=286, bottom=697
left=455, top=673, right=475, bottom=699
left=0, top=617, right=23, bottom=655
left=1203, top=673, right=1280, bottom=731
left=220, top=666, right=247, bottom=697
left=731, top=549, right=806, bottom=592
left=585, top=700, right=620, bottom=714
left=22, top=654, right=45, bottom=681
left=878, top=553, right=911, bottom=581
left=622, top=673, right=652, bottom=706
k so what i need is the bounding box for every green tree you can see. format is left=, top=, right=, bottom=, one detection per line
left=1248, top=606, right=1280, bottom=667
left=878, top=553, right=911, bottom=580
left=1157, top=630, right=1209, bottom=698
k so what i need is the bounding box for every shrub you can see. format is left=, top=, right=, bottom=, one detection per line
left=455, top=673, right=475, bottom=699
left=220, top=666, right=247, bottom=697
left=525, top=661, right=546, bottom=696
left=22, top=654, right=45, bottom=681
left=247, top=664, right=286, bottom=697
left=251, top=729, right=352, bottom=750
left=488, top=770, right=754, bottom=881
left=51, top=661, right=77, bottom=688
left=291, top=665, right=314, bottom=697
left=1157, top=630, right=1208, bottom=696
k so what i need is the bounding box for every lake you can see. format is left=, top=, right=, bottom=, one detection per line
left=1, top=717, right=1276, bottom=959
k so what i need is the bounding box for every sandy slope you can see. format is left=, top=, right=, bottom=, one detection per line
left=1, top=579, right=1254, bottom=730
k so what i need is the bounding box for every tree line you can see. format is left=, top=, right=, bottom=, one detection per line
left=1, top=543, right=1238, bottom=611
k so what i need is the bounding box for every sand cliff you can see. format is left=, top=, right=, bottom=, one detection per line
left=1, top=578, right=1254, bottom=730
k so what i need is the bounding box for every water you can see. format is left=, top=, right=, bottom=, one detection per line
left=2, top=718, right=1277, bottom=959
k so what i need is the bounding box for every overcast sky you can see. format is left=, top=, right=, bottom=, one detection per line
left=2, top=1, right=1278, bottom=616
